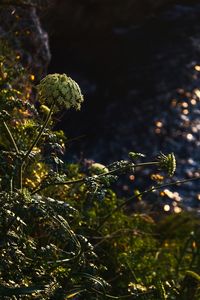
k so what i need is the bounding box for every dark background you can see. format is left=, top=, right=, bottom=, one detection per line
left=42, top=0, right=200, bottom=207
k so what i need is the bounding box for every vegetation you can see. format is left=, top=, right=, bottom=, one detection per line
left=1, top=10, right=200, bottom=300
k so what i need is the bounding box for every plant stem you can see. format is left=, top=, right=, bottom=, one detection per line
left=3, top=121, right=19, bottom=154
left=21, top=101, right=55, bottom=190
left=91, top=289, right=155, bottom=299
left=31, top=161, right=159, bottom=195
left=23, top=102, right=55, bottom=162
left=31, top=178, right=84, bottom=195
left=3, top=122, right=22, bottom=189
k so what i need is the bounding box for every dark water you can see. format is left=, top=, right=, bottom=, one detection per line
left=49, top=4, right=200, bottom=211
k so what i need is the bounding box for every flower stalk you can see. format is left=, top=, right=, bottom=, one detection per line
left=31, top=161, right=160, bottom=195
left=3, top=121, right=22, bottom=190
left=23, top=101, right=55, bottom=163
left=3, top=121, right=19, bottom=154
left=19, top=101, right=55, bottom=190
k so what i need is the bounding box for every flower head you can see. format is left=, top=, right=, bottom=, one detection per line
left=37, top=73, right=84, bottom=111
left=157, top=152, right=176, bottom=177
left=90, top=163, right=109, bottom=175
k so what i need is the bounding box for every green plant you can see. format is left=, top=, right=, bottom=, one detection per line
left=1, top=42, right=200, bottom=300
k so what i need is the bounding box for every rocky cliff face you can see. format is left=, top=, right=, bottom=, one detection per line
left=0, top=2, right=51, bottom=78
left=44, top=0, right=198, bottom=40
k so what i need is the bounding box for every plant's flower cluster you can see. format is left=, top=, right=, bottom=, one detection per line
left=157, top=152, right=176, bottom=177
left=37, top=73, right=84, bottom=111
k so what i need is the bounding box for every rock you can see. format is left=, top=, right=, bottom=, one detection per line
left=43, top=0, right=198, bottom=40
left=0, top=3, right=50, bottom=78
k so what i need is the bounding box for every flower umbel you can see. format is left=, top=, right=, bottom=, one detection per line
left=37, top=73, right=84, bottom=111
left=157, top=152, right=176, bottom=177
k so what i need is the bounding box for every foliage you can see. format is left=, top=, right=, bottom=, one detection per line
left=1, top=37, right=200, bottom=300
